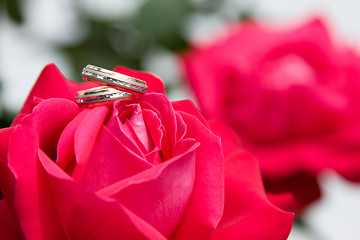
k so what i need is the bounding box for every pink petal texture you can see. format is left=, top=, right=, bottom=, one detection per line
left=105, top=101, right=146, bottom=159
left=56, top=109, right=90, bottom=171
left=80, top=126, right=152, bottom=192
left=0, top=200, right=24, bottom=239
left=171, top=113, right=224, bottom=239
left=38, top=150, right=166, bottom=240
left=0, top=128, right=15, bottom=202
left=20, top=64, right=96, bottom=115
left=0, top=128, right=24, bottom=239
left=6, top=99, right=80, bottom=239
left=140, top=94, right=178, bottom=160
left=182, top=17, right=360, bottom=212
left=209, top=120, right=294, bottom=239
left=266, top=193, right=294, bottom=212
left=210, top=151, right=294, bottom=240
left=172, top=100, right=209, bottom=127
left=71, top=105, right=111, bottom=182
left=98, top=143, right=198, bottom=238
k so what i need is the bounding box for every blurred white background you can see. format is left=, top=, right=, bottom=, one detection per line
left=1, top=0, right=360, bottom=239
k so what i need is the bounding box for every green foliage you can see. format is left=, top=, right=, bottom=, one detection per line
left=4, top=0, right=24, bottom=23
left=136, top=0, right=190, bottom=51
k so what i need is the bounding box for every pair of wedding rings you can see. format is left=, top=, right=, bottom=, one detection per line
left=75, top=65, right=148, bottom=105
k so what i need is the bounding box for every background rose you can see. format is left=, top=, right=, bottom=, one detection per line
left=0, top=64, right=293, bottom=239
left=182, top=18, right=360, bottom=212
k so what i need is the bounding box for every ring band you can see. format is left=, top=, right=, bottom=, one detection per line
left=75, top=86, right=134, bottom=105
left=81, top=65, right=147, bottom=94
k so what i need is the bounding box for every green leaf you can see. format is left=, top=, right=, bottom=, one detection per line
left=136, top=0, right=190, bottom=51
left=5, top=0, right=24, bottom=24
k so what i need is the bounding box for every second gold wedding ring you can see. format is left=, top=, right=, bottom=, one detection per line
left=76, top=86, right=134, bottom=105
left=82, top=64, right=148, bottom=94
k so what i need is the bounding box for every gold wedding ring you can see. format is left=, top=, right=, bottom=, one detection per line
left=81, top=64, right=147, bottom=94
left=76, top=86, right=134, bottom=105
left=75, top=64, right=148, bottom=106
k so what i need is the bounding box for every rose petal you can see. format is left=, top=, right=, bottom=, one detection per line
left=81, top=125, right=152, bottom=192
left=23, top=99, right=79, bottom=161
left=0, top=200, right=24, bottom=239
left=174, top=112, right=187, bottom=143
left=207, top=120, right=243, bottom=157
left=106, top=101, right=145, bottom=159
left=20, top=64, right=96, bottom=115
left=127, top=106, right=153, bottom=152
left=209, top=121, right=294, bottom=238
left=37, top=150, right=166, bottom=240
left=182, top=51, right=226, bottom=120
left=115, top=104, right=154, bottom=155
left=264, top=172, right=321, bottom=213
left=7, top=121, right=69, bottom=238
left=0, top=128, right=24, bottom=239
left=251, top=140, right=330, bottom=177
left=140, top=94, right=178, bottom=160
left=4, top=99, right=79, bottom=238
left=266, top=193, right=294, bottom=212
left=142, top=109, right=164, bottom=164
left=56, top=109, right=91, bottom=170
left=72, top=105, right=111, bottom=182
left=97, top=142, right=198, bottom=238
left=172, top=100, right=209, bottom=128
left=173, top=112, right=224, bottom=240
left=210, top=151, right=294, bottom=240
left=0, top=128, right=15, bottom=200
left=10, top=114, right=27, bottom=127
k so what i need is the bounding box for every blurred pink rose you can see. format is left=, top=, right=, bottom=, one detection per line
left=183, top=18, right=360, bottom=212
left=0, top=64, right=293, bottom=239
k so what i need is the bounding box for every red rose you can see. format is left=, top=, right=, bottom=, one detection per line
left=182, top=18, right=360, bottom=212
left=0, top=64, right=293, bottom=239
